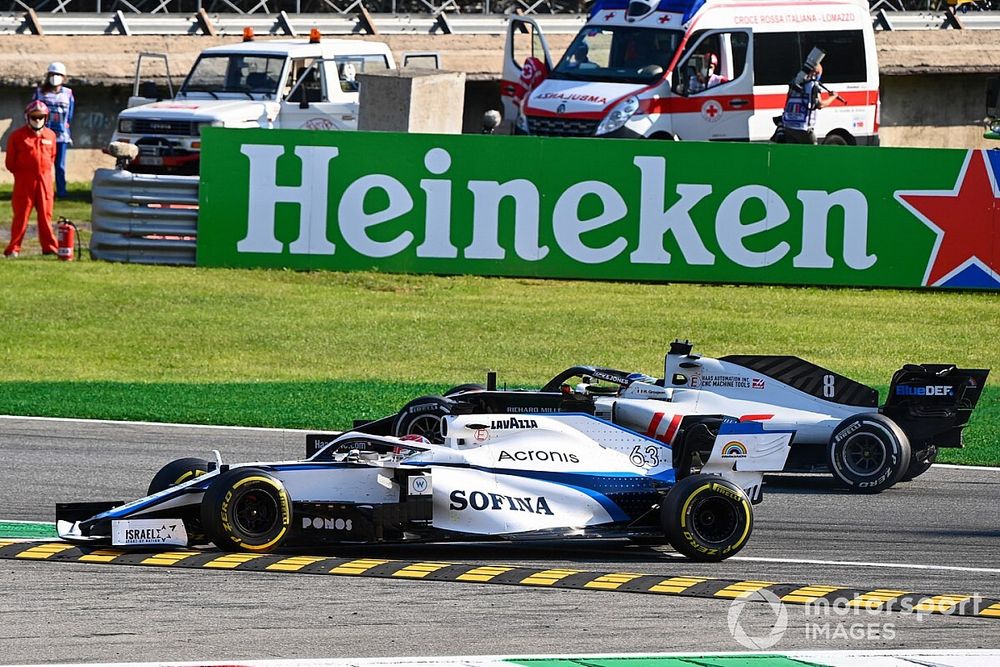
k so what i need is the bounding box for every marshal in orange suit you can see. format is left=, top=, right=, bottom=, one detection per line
left=4, top=100, right=58, bottom=258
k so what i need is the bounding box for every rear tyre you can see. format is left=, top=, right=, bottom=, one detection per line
left=822, top=133, right=849, bottom=146
left=392, top=396, right=454, bottom=444
left=201, top=468, right=292, bottom=553
left=661, top=474, right=753, bottom=562
left=900, top=445, right=938, bottom=482
left=147, top=457, right=211, bottom=495
left=828, top=414, right=911, bottom=494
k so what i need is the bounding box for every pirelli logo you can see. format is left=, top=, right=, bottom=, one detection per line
left=1, top=541, right=997, bottom=619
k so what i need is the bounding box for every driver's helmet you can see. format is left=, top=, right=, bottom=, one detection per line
left=626, top=372, right=658, bottom=386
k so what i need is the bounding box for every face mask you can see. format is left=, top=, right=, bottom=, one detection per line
left=48, top=74, right=64, bottom=86
left=28, top=117, right=46, bottom=130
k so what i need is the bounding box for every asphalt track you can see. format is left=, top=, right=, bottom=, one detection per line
left=1, top=416, right=999, bottom=662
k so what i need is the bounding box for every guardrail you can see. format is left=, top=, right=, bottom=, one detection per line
left=90, top=167, right=199, bottom=265
left=5, top=9, right=999, bottom=35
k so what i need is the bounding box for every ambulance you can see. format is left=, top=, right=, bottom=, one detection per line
left=501, top=0, right=880, bottom=144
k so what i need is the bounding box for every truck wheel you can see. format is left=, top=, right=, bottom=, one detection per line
left=661, top=474, right=753, bottom=562
left=201, top=468, right=292, bottom=553
left=392, top=396, right=454, bottom=444
left=822, top=133, right=849, bottom=146
left=443, top=383, right=485, bottom=397
left=828, top=414, right=910, bottom=493
left=900, top=445, right=938, bottom=482
left=147, top=457, right=211, bottom=495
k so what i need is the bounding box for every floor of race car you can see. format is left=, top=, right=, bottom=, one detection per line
left=2, top=416, right=998, bottom=661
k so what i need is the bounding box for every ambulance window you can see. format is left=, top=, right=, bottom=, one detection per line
left=753, top=32, right=801, bottom=86
left=674, top=31, right=747, bottom=96
left=730, top=33, right=749, bottom=80
left=754, top=30, right=866, bottom=86
left=510, top=20, right=544, bottom=70
left=803, top=30, right=867, bottom=84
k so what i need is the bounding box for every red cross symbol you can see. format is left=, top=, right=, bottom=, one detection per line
left=658, top=15, right=671, bottom=23
left=705, top=103, right=720, bottom=118
left=604, top=11, right=615, bottom=19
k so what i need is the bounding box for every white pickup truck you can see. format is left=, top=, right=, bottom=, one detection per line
left=113, top=33, right=433, bottom=174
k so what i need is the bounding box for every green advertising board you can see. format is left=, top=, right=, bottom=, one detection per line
left=198, top=128, right=1000, bottom=290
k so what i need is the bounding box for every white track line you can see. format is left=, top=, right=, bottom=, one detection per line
left=933, top=463, right=1000, bottom=472
left=731, top=555, right=1000, bottom=575
left=3, top=651, right=999, bottom=667
left=0, top=414, right=320, bottom=434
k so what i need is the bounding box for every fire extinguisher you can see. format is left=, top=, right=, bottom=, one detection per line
left=56, top=217, right=80, bottom=262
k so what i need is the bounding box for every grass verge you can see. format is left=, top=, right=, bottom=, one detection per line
left=0, top=258, right=996, bottom=465
left=0, top=381, right=996, bottom=466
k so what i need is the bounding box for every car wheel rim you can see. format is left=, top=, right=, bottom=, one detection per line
left=842, top=433, right=887, bottom=477
left=407, top=415, right=444, bottom=443
left=233, top=488, right=279, bottom=536
left=690, top=496, right=739, bottom=544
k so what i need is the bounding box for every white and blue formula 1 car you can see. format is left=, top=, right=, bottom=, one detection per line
left=56, top=413, right=793, bottom=561
left=366, top=341, right=988, bottom=494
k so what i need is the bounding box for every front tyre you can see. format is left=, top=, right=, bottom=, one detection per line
left=661, top=474, right=753, bottom=562
left=147, top=457, right=211, bottom=495
left=828, top=414, right=911, bottom=494
left=201, top=468, right=292, bottom=553
left=391, top=396, right=455, bottom=444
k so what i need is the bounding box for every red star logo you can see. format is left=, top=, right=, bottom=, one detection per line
left=658, top=15, right=671, bottom=23
left=604, top=11, right=615, bottom=20
left=895, top=150, right=1000, bottom=286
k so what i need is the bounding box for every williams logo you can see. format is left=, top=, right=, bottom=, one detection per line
left=490, top=418, right=539, bottom=429
left=450, top=490, right=554, bottom=515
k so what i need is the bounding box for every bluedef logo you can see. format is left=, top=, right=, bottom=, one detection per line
left=450, top=490, right=554, bottom=515
left=895, top=385, right=955, bottom=397
left=491, top=418, right=539, bottom=429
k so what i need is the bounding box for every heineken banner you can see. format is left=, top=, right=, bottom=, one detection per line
left=198, top=128, right=1000, bottom=290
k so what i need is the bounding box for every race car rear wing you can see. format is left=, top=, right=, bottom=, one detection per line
left=882, top=364, right=989, bottom=449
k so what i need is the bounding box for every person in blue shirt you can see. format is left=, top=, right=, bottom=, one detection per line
left=780, top=62, right=836, bottom=144
left=33, top=62, right=75, bottom=198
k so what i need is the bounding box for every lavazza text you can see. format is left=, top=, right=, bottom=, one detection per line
left=235, top=144, right=876, bottom=269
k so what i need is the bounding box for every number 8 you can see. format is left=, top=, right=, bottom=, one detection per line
left=823, top=374, right=835, bottom=398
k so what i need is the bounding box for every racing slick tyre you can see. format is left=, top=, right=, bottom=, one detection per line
left=900, top=445, right=938, bottom=483
left=392, top=396, right=455, bottom=444
left=828, top=414, right=911, bottom=494
left=147, top=457, right=212, bottom=496
left=201, top=468, right=292, bottom=553
left=443, top=384, right=485, bottom=397
left=661, top=474, right=753, bottom=562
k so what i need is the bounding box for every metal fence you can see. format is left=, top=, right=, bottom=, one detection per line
left=90, top=167, right=198, bottom=265
left=4, top=8, right=999, bottom=33
left=5, top=0, right=999, bottom=14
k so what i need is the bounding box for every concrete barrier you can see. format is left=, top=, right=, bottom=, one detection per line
left=358, top=70, right=467, bottom=134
